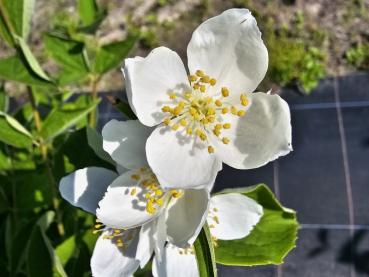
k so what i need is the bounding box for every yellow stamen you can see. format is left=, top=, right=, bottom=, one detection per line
left=209, top=78, right=216, bottom=86
left=208, top=146, right=215, bottom=153
left=223, top=123, right=231, bottom=129
left=237, top=110, right=246, bottom=117
left=215, top=99, right=222, bottom=107
left=196, top=70, right=205, bottom=77
left=221, top=87, right=229, bottom=97
left=222, top=137, right=230, bottom=144
left=221, top=107, right=229, bottom=114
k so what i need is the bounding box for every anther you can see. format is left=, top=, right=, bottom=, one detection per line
left=215, top=99, right=222, bottom=107
left=222, top=137, right=230, bottom=144
left=209, top=78, right=216, bottom=86
left=196, top=70, right=205, bottom=77
left=221, top=87, right=229, bottom=97
left=208, top=146, right=215, bottom=154
left=223, top=123, right=231, bottom=129
left=237, top=110, right=246, bottom=117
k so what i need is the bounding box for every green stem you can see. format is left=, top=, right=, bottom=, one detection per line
left=88, top=75, right=100, bottom=128
left=193, top=224, right=218, bottom=277
left=27, top=88, right=65, bottom=237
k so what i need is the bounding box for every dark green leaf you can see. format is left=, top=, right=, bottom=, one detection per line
left=77, top=0, right=99, bottom=26
left=214, top=184, right=299, bottom=266
left=40, top=99, right=100, bottom=141
left=0, top=113, right=33, bottom=148
left=194, top=225, right=217, bottom=277
left=0, top=185, right=8, bottom=213
left=26, top=226, right=53, bottom=277
left=0, top=55, right=51, bottom=85
left=93, top=34, right=138, bottom=74
left=0, top=84, right=9, bottom=112
left=43, top=34, right=89, bottom=84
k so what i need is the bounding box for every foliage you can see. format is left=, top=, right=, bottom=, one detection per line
left=345, top=43, right=369, bottom=70
left=0, top=0, right=137, bottom=276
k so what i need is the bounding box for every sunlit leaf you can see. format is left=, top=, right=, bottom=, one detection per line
left=2, top=0, right=35, bottom=39
left=0, top=55, right=51, bottom=85
left=43, top=33, right=89, bottom=84
left=77, top=0, right=99, bottom=26
left=16, top=36, right=51, bottom=81
left=56, top=235, right=76, bottom=266
left=0, top=84, right=9, bottom=112
left=214, top=184, right=299, bottom=266
left=93, top=34, right=138, bottom=74
left=0, top=113, right=33, bottom=148
left=40, top=99, right=100, bottom=141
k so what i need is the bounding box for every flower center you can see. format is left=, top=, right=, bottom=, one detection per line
left=130, top=167, right=183, bottom=215
left=160, top=70, right=250, bottom=154
left=93, top=219, right=137, bottom=249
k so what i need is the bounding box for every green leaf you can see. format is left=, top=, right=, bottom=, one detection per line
left=40, top=99, right=100, bottom=141
left=16, top=36, right=51, bottom=81
left=43, top=33, right=89, bottom=84
left=0, top=84, right=9, bottom=112
left=86, top=126, right=115, bottom=164
left=0, top=185, right=7, bottom=213
left=0, top=113, right=33, bottom=148
left=0, top=55, right=51, bottom=85
left=0, top=11, right=13, bottom=45
left=93, top=34, right=138, bottom=74
left=194, top=225, right=217, bottom=277
left=77, top=0, right=99, bottom=26
left=56, top=236, right=76, bottom=266
left=214, top=184, right=299, bottom=266
left=26, top=228, right=53, bottom=276
left=2, top=0, right=35, bottom=38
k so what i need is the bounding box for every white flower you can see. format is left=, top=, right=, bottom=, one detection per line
left=152, top=193, right=263, bottom=277
left=123, top=8, right=292, bottom=190
left=58, top=120, right=213, bottom=275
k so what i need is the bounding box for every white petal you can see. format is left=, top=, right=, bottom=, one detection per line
left=146, top=126, right=222, bottom=189
left=166, top=189, right=210, bottom=247
left=213, top=92, right=292, bottom=169
left=153, top=212, right=167, bottom=262
left=187, top=9, right=268, bottom=96
left=208, top=193, right=263, bottom=240
left=123, top=46, right=191, bottom=126
left=91, top=232, right=140, bottom=277
left=135, top=221, right=155, bottom=268
left=152, top=244, right=199, bottom=277
left=59, top=167, right=118, bottom=214
left=96, top=170, right=164, bottom=229
left=102, top=119, right=152, bottom=169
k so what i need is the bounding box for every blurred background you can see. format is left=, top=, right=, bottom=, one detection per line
left=0, top=0, right=368, bottom=276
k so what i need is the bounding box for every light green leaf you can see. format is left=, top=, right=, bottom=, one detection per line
left=77, top=0, right=99, bottom=26
left=194, top=225, right=217, bottom=277
left=2, top=0, right=35, bottom=38
left=0, top=55, right=51, bottom=85
left=86, top=126, right=115, bottom=165
left=16, top=36, right=51, bottom=81
left=0, top=113, right=33, bottom=148
left=40, top=99, right=100, bottom=141
left=56, top=235, right=76, bottom=266
left=214, top=184, right=299, bottom=266
left=93, top=34, right=138, bottom=74
left=43, top=33, right=89, bottom=84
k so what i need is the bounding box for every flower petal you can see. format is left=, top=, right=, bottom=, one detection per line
left=187, top=9, right=268, bottom=96
left=91, top=232, right=140, bottom=277
left=146, top=126, right=222, bottom=189
left=166, top=189, right=210, bottom=247
left=213, top=92, right=292, bottom=169
left=96, top=170, right=164, bottom=229
left=59, top=167, right=118, bottom=214
left=123, top=46, right=191, bottom=126
left=152, top=244, right=198, bottom=277
left=135, top=221, right=155, bottom=268
left=208, top=193, right=263, bottom=240
left=102, top=119, right=152, bottom=169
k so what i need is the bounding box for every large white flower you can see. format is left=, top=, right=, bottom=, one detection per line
left=153, top=193, right=263, bottom=277
left=59, top=119, right=214, bottom=275
left=123, top=8, right=292, bottom=190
